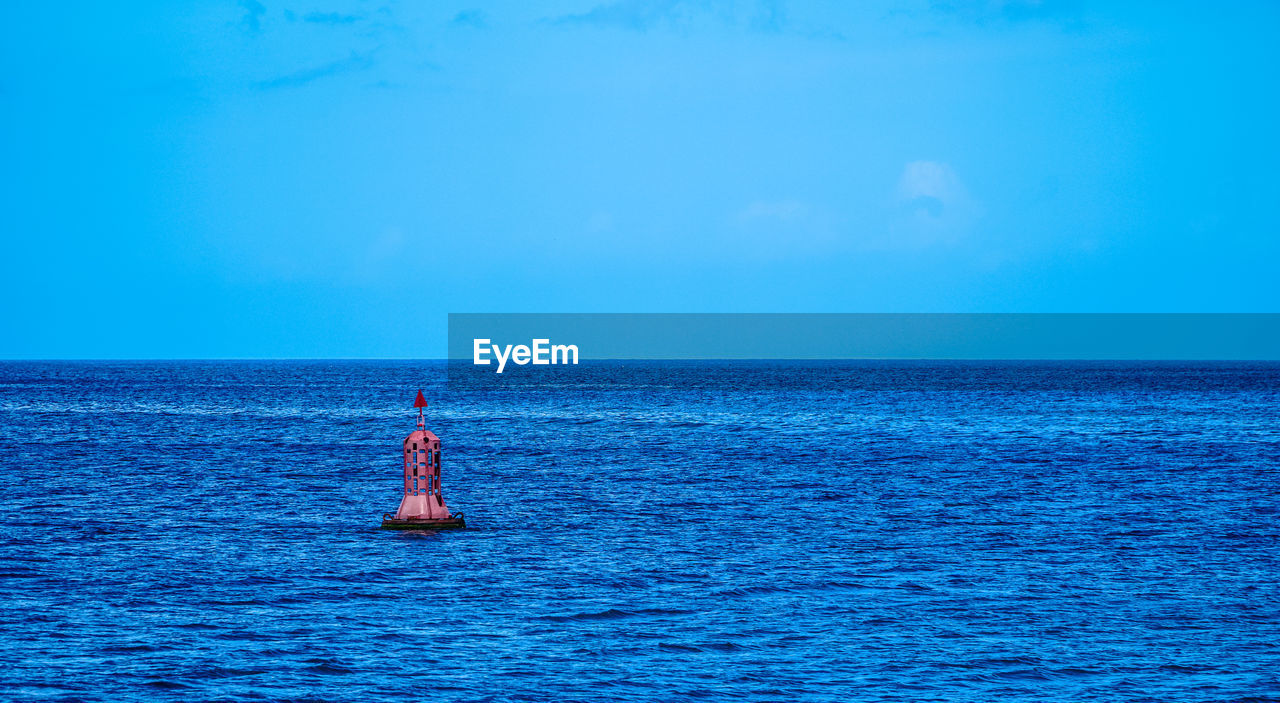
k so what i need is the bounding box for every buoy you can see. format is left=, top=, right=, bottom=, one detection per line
left=380, top=391, right=466, bottom=530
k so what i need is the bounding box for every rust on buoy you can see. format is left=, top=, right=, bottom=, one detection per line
left=380, top=391, right=466, bottom=530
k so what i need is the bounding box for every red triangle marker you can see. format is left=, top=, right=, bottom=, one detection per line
left=413, top=390, right=429, bottom=408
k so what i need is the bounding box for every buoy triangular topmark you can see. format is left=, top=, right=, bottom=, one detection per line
left=413, top=390, right=429, bottom=408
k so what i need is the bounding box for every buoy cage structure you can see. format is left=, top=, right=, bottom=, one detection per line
left=379, top=391, right=466, bottom=530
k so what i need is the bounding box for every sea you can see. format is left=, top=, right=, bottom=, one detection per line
left=1, top=360, right=1277, bottom=702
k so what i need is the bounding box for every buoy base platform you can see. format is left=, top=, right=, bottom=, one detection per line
left=380, top=514, right=466, bottom=530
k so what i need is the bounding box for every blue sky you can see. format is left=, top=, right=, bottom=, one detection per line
left=2, top=1, right=1277, bottom=358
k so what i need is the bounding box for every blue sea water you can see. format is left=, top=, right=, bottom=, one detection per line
left=1, top=360, right=1278, bottom=702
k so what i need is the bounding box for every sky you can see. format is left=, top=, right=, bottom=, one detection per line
left=2, top=1, right=1278, bottom=358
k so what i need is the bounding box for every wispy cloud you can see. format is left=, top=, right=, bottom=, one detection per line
left=891, top=160, right=982, bottom=245
left=928, top=0, right=1083, bottom=27
left=899, top=161, right=964, bottom=207
left=548, top=0, right=785, bottom=33
left=551, top=0, right=685, bottom=31
left=303, top=11, right=362, bottom=25
left=727, top=198, right=839, bottom=258
left=239, top=0, right=267, bottom=33
left=749, top=1, right=785, bottom=33
left=254, top=50, right=376, bottom=89
left=452, top=9, right=487, bottom=28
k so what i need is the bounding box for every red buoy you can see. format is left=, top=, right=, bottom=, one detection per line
left=380, top=392, right=465, bottom=530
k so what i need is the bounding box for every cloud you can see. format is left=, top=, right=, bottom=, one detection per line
left=254, top=51, right=376, bottom=89
left=750, top=1, right=785, bottom=33
left=548, top=0, right=785, bottom=33
left=928, top=0, right=1082, bottom=26
left=898, top=161, right=965, bottom=207
left=550, top=0, right=685, bottom=31
left=891, top=160, right=981, bottom=244
left=303, top=11, right=363, bottom=25
left=726, top=199, right=839, bottom=258
left=239, top=0, right=267, bottom=33
left=451, top=9, right=487, bottom=28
